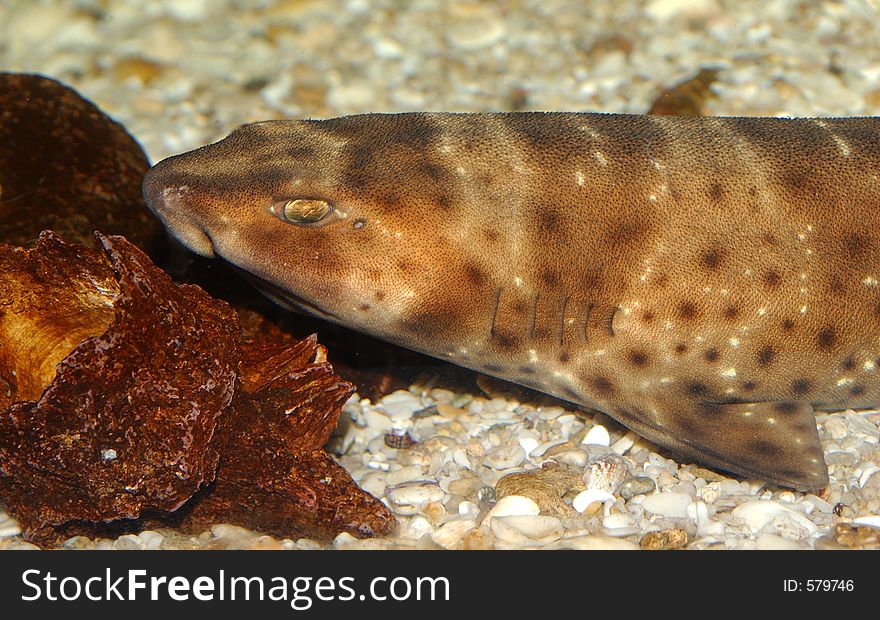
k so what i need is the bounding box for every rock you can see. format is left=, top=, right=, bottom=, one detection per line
left=490, top=515, right=563, bottom=546
left=620, top=476, right=657, bottom=500
left=641, top=492, right=693, bottom=518
left=0, top=73, right=162, bottom=253
left=572, top=489, right=615, bottom=514
left=756, top=533, right=808, bottom=550
left=640, top=528, right=688, bottom=549
left=483, top=444, right=526, bottom=470
left=732, top=500, right=818, bottom=535
left=602, top=513, right=640, bottom=536
left=446, top=3, right=505, bottom=50
left=378, top=390, right=422, bottom=420
left=385, top=481, right=445, bottom=515
left=430, top=518, right=477, bottom=549
left=544, top=535, right=640, bottom=550
left=833, top=522, right=880, bottom=549
left=495, top=462, right=583, bottom=517
left=483, top=495, right=540, bottom=523
left=824, top=417, right=849, bottom=440
left=582, top=424, right=611, bottom=446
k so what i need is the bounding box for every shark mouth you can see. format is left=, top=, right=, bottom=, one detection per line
left=229, top=266, right=340, bottom=322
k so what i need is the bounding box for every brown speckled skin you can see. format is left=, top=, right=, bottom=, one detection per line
left=144, top=112, right=880, bottom=491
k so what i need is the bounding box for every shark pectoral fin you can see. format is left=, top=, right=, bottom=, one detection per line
left=613, top=400, right=829, bottom=492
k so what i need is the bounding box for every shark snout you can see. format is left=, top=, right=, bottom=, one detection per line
left=142, top=163, right=216, bottom=257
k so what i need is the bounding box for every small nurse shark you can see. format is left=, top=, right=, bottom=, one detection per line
left=143, top=111, right=880, bottom=491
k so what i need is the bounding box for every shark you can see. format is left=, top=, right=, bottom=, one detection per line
left=142, top=111, right=880, bottom=491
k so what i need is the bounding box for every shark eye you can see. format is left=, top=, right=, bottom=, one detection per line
left=272, top=198, right=334, bottom=225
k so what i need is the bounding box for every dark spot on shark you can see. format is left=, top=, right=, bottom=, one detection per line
left=540, top=269, right=559, bottom=287
left=764, top=270, right=781, bottom=287
left=704, top=348, right=720, bottom=363
left=679, top=302, right=698, bottom=320
left=558, top=352, right=570, bottom=363
left=757, top=346, right=775, bottom=366
left=702, top=247, right=724, bottom=269
left=590, top=376, right=615, bottom=395
left=842, top=356, right=856, bottom=371
left=844, top=232, right=870, bottom=258
left=628, top=350, right=649, bottom=367
left=686, top=381, right=710, bottom=397
left=817, top=327, right=836, bottom=349
left=708, top=183, right=724, bottom=202
left=465, top=264, right=488, bottom=286
left=494, top=333, right=519, bottom=350
left=675, top=343, right=688, bottom=355
left=751, top=440, right=781, bottom=457
left=722, top=305, right=739, bottom=320
left=850, top=384, right=866, bottom=397
left=791, top=378, right=812, bottom=396
left=374, top=291, right=386, bottom=301
left=782, top=318, right=795, bottom=330
left=742, top=380, right=758, bottom=391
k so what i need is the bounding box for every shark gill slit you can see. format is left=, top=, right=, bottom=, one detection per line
left=489, top=286, right=503, bottom=338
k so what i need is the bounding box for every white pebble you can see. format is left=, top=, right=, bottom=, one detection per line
left=544, top=535, right=640, bottom=550
left=378, top=390, right=422, bottom=420
left=490, top=515, right=563, bottom=546
left=732, top=500, right=818, bottom=534
left=641, top=492, right=693, bottom=518
left=137, top=530, right=164, bottom=550
left=602, top=513, right=640, bottom=533
left=610, top=431, right=637, bottom=455
left=687, top=499, right=710, bottom=530
left=529, top=438, right=567, bottom=457
left=403, top=516, right=435, bottom=540
left=386, top=481, right=445, bottom=514
left=483, top=444, right=526, bottom=470
left=518, top=436, right=540, bottom=455
left=430, top=519, right=477, bottom=549
left=458, top=501, right=479, bottom=516
left=756, top=533, right=809, bottom=550
left=0, top=514, right=21, bottom=538
left=824, top=417, right=848, bottom=440
left=582, top=425, right=611, bottom=446
left=483, top=495, right=540, bottom=523
left=859, top=466, right=880, bottom=488
left=853, top=515, right=880, bottom=528
left=333, top=532, right=358, bottom=548
left=572, top=488, right=615, bottom=513
left=384, top=465, right=427, bottom=486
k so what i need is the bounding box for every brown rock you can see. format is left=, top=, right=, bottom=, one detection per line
left=833, top=522, right=880, bottom=549
left=174, top=315, right=395, bottom=540
left=0, top=233, right=394, bottom=546
left=0, top=232, right=238, bottom=545
left=0, top=73, right=162, bottom=253
left=640, top=528, right=689, bottom=550
left=0, top=233, right=118, bottom=409
left=495, top=462, right=584, bottom=518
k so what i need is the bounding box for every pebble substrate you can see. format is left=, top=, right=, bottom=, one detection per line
left=2, top=0, right=880, bottom=550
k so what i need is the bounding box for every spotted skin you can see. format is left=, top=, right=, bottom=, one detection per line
left=143, top=112, right=880, bottom=491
